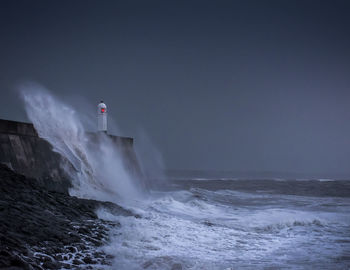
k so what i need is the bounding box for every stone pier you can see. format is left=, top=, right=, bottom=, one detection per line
left=0, top=119, right=142, bottom=193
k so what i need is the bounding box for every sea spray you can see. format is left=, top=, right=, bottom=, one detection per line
left=134, top=129, right=167, bottom=188
left=18, top=84, right=350, bottom=269
left=20, top=84, right=141, bottom=203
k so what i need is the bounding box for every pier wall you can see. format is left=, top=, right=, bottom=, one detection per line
left=0, top=119, right=142, bottom=193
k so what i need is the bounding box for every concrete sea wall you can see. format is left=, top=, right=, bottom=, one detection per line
left=0, top=119, right=142, bottom=193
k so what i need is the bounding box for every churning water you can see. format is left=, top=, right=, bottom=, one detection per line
left=98, top=179, right=350, bottom=270
left=21, top=86, right=350, bottom=269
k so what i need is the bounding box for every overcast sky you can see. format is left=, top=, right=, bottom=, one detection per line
left=1, top=0, right=350, bottom=175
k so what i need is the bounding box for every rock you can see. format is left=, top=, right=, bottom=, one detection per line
left=42, top=261, right=60, bottom=269
left=0, top=164, right=132, bottom=269
left=171, top=263, right=183, bottom=270
left=82, top=256, right=96, bottom=264
left=72, top=258, right=84, bottom=265
left=10, top=256, right=28, bottom=267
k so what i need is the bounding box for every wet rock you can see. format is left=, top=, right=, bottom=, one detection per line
left=53, top=254, right=62, bottom=261
left=142, top=260, right=153, bottom=268
left=203, top=220, right=214, bottom=227
left=82, top=256, right=96, bottom=264
left=72, top=258, right=84, bottom=265
left=0, top=164, right=134, bottom=269
left=171, top=263, right=183, bottom=270
left=41, top=260, right=60, bottom=269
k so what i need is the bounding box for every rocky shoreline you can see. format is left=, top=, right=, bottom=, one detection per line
left=0, top=164, right=134, bottom=270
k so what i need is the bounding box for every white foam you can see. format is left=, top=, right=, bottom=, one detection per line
left=318, top=178, right=335, bottom=182
left=20, top=84, right=142, bottom=203
left=97, top=188, right=350, bottom=270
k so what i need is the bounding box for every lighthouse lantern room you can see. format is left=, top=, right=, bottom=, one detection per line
left=97, top=101, right=107, bottom=132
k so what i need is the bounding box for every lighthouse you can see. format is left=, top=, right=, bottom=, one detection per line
left=97, top=101, right=107, bottom=132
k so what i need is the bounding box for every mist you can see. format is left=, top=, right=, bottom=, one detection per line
left=20, top=83, right=144, bottom=203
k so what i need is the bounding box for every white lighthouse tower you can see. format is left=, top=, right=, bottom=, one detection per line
left=97, top=101, right=107, bottom=132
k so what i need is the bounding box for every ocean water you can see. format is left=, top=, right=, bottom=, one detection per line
left=20, top=88, right=350, bottom=269
left=97, top=178, right=350, bottom=270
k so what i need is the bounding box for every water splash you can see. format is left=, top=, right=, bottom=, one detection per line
left=20, top=83, right=141, bottom=203
left=134, top=129, right=167, bottom=188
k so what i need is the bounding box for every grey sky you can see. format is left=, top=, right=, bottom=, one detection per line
left=1, top=0, right=350, bottom=175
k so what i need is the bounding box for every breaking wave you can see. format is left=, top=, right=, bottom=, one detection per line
left=20, top=84, right=142, bottom=203
left=19, top=83, right=350, bottom=269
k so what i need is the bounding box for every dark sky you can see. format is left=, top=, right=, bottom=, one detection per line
left=1, top=0, right=350, bottom=175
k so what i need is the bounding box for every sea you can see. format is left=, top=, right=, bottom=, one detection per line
left=97, top=177, right=350, bottom=270
left=21, top=88, right=350, bottom=270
